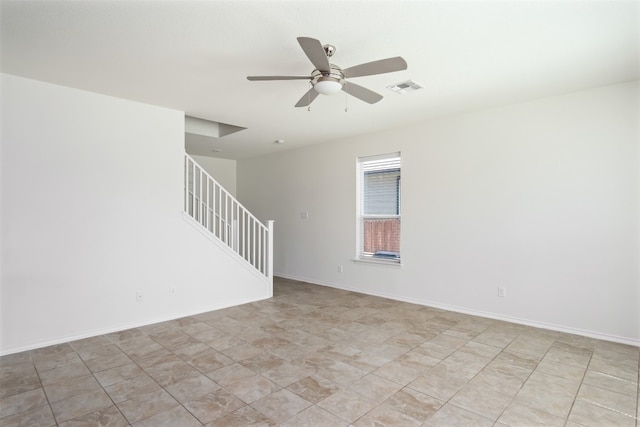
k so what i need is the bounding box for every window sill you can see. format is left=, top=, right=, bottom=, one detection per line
left=352, top=257, right=402, bottom=268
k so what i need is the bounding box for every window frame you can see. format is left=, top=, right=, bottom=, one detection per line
left=355, top=152, right=402, bottom=266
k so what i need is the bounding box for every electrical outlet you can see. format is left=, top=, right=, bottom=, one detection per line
left=136, top=291, right=144, bottom=303
left=498, top=287, right=506, bottom=298
left=338, top=265, right=343, bottom=273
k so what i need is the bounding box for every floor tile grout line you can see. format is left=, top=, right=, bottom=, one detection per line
left=27, top=351, right=59, bottom=425
left=580, top=398, right=639, bottom=421
left=562, top=346, right=593, bottom=427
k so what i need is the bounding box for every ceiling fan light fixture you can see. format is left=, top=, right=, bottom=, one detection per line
left=313, top=77, right=343, bottom=95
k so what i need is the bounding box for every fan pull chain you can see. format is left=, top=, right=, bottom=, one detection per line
left=345, top=88, right=348, bottom=113
left=308, top=82, right=312, bottom=112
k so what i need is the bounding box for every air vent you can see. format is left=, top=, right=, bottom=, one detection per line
left=386, top=80, right=423, bottom=94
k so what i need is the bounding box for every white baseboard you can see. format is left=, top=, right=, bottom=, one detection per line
left=274, top=273, right=640, bottom=348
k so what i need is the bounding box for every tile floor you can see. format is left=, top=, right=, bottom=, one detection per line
left=1, top=278, right=638, bottom=426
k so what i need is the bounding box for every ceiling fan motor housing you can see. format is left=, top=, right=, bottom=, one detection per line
left=311, top=66, right=344, bottom=95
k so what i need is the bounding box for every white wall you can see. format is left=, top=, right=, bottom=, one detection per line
left=0, top=74, right=269, bottom=354
left=190, top=155, right=237, bottom=197
left=238, top=81, right=639, bottom=345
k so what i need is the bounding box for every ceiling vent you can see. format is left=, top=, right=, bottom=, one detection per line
left=386, top=80, right=423, bottom=94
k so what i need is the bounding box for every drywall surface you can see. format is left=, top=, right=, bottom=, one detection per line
left=0, top=74, right=269, bottom=354
left=190, top=155, right=237, bottom=197
left=238, top=81, right=639, bottom=344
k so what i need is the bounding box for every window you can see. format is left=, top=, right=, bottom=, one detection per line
left=357, top=153, right=401, bottom=263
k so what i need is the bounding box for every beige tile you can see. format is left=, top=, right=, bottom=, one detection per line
left=38, top=361, right=91, bottom=386
left=84, top=352, right=132, bottom=374
left=593, top=342, right=639, bottom=368
left=93, top=363, right=145, bottom=387
left=189, top=326, right=227, bottom=344
left=384, top=388, right=444, bottom=423
left=57, top=404, right=129, bottom=427
left=207, top=405, right=275, bottom=427
left=349, top=373, right=402, bottom=403
left=472, top=328, right=518, bottom=349
left=407, top=373, right=468, bottom=401
left=183, top=389, right=245, bottom=424
left=279, top=405, right=349, bottom=427
left=317, top=389, right=378, bottom=423
left=186, top=348, right=234, bottom=373
left=206, top=362, right=256, bottom=386
left=206, top=334, right=246, bottom=352
left=172, top=342, right=211, bottom=359
left=43, top=374, right=102, bottom=403
left=165, top=374, right=220, bottom=403
left=260, top=359, right=312, bottom=387
left=481, top=356, right=533, bottom=385
left=125, top=344, right=171, bottom=367
left=426, top=333, right=468, bottom=350
left=225, top=374, right=280, bottom=404
left=0, top=360, right=36, bottom=384
left=395, top=349, right=441, bottom=371
left=505, top=336, right=554, bottom=358
left=0, top=402, right=56, bottom=427
left=251, top=388, right=311, bottom=423
left=221, top=343, right=264, bottom=361
left=241, top=352, right=286, bottom=374
left=0, top=387, right=48, bottom=418
left=76, top=343, right=123, bottom=362
left=132, top=405, right=202, bottom=427
left=498, top=401, right=566, bottom=426
left=117, top=389, right=180, bottom=424
left=543, top=345, right=591, bottom=369
left=449, top=383, right=512, bottom=420
left=534, top=356, right=586, bottom=381
left=286, top=375, right=341, bottom=404
left=567, top=399, right=636, bottom=427
left=0, top=352, right=33, bottom=370
left=373, top=359, right=423, bottom=385
left=144, top=359, right=201, bottom=387
left=423, top=403, right=494, bottom=427
left=512, top=374, right=577, bottom=419
left=588, top=356, right=638, bottom=382
left=346, top=350, right=391, bottom=372
left=576, top=383, right=636, bottom=416
left=315, top=360, right=367, bottom=388
left=415, top=341, right=456, bottom=360
left=0, top=364, right=43, bottom=399
left=582, top=369, right=638, bottom=396
left=104, top=374, right=161, bottom=403
left=50, top=389, right=113, bottom=423
left=115, top=336, right=158, bottom=353
left=106, top=327, right=146, bottom=344
left=353, top=404, right=422, bottom=426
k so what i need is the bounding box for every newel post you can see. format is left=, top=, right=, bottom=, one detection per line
left=267, top=220, right=274, bottom=298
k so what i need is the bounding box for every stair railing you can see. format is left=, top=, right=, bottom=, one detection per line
left=184, top=154, right=273, bottom=283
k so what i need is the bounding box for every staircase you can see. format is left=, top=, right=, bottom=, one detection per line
left=183, top=154, right=273, bottom=292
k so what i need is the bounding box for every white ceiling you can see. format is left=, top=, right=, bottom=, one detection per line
left=2, top=0, right=638, bottom=160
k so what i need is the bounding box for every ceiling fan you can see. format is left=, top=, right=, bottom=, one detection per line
left=247, top=37, right=408, bottom=107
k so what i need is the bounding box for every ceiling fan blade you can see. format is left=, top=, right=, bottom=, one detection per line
left=342, top=82, right=383, bottom=104
left=342, top=56, right=407, bottom=78
left=297, top=37, right=330, bottom=72
left=247, top=76, right=310, bottom=81
left=294, top=87, right=320, bottom=107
